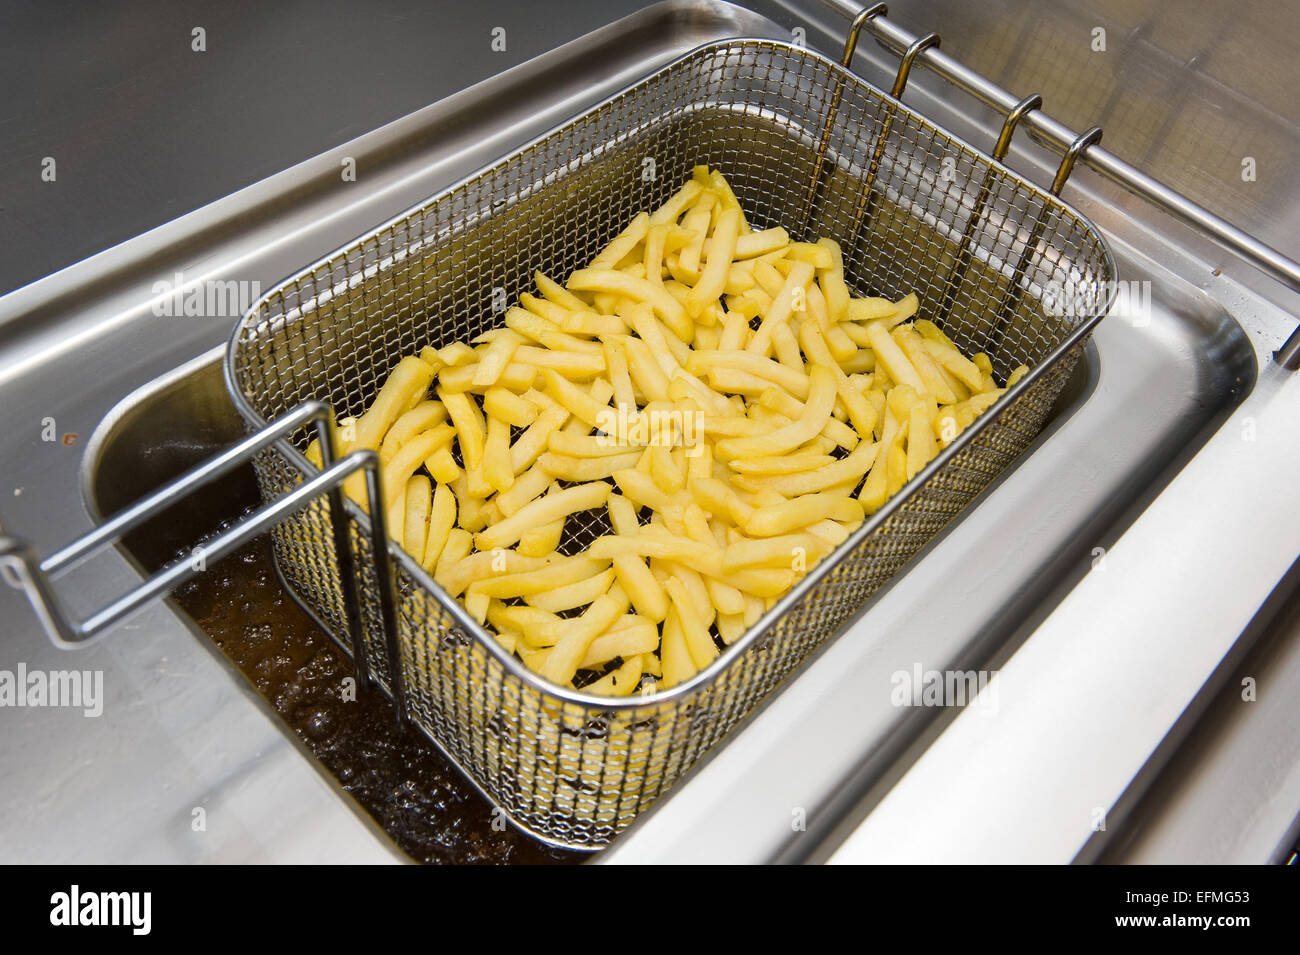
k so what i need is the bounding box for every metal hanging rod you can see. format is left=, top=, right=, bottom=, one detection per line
left=820, top=0, right=1300, bottom=369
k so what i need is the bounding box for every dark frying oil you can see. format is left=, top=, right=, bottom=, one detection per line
left=170, top=538, right=578, bottom=865
left=126, top=456, right=578, bottom=865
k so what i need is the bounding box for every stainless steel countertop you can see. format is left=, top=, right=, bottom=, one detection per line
left=0, top=0, right=661, bottom=296
left=3, top=0, right=1298, bottom=864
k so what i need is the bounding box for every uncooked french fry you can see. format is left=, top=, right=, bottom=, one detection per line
left=540, top=585, right=630, bottom=685
left=422, top=484, right=457, bottom=572
left=379, top=400, right=448, bottom=461
left=714, top=366, right=836, bottom=459
left=475, top=481, right=611, bottom=550
left=437, top=388, right=486, bottom=470
left=403, top=474, right=431, bottom=563
left=584, top=655, right=644, bottom=697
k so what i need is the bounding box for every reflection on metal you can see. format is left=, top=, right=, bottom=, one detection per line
left=826, top=0, right=1300, bottom=363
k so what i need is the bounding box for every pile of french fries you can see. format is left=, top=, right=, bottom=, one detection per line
left=307, top=167, right=1025, bottom=697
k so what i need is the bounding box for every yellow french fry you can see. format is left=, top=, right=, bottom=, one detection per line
left=663, top=576, right=719, bottom=670
left=421, top=484, right=457, bottom=572
left=433, top=528, right=473, bottom=586
left=378, top=400, right=448, bottom=461
left=538, top=450, right=642, bottom=482
left=649, top=179, right=703, bottom=225
left=583, top=655, right=644, bottom=697
left=580, top=619, right=660, bottom=669
left=350, top=355, right=435, bottom=452
left=380, top=424, right=454, bottom=513
left=437, top=388, right=486, bottom=470
left=534, top=270, right=590, bottom=311
left=568, top=268, right=691, bottom=341
left=743, top=493, right=865, bottom=537
left=540, top=585, right=630, bottom=685
left=528, top=567, right=617, bottom=613
left=475, top=481, right=611, bottom=551
left=715, top=365, right=836, bottom=459
left=747, top=261, right=815, bottom=356
left=659, top=608, right=697, bottom=689
left=685, top=206, right=742, bottom=318
left=403, top=474, right=431, bottom=562
left=483, top=387, right=536, bottom=427
left=517, top=517, right=563, bottom=558
left=589, top=212, right=650, bottom=271
left=907, top=401, right=938, bottom=480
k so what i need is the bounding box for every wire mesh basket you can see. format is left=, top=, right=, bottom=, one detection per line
left=225, top=38, right=1116, bottom=849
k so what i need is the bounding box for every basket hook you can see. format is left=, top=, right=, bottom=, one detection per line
left=1051, top=126, right=1103, bottom=196
left=891, top=33, right=941, bottom=99
left=992, top=94, right=1043, bottom=162
left=840, top=3, right=888, bottom=67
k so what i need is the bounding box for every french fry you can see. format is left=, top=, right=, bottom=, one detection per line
left=466, top=557, right=610, bottom=600
left=649, top=179, right=703, bottom=225
left=663, top=576, right=719, bottom=670
left=517, top=517, right=563, bottom=558
left=539, top=585, right=630, bottom=685
left=528, top=567, right=618, bottom=613
left=584, top=655, right=644, bottom=696
left=421, top=484, right=457, bottom=571
left=568, top=268, right=691, bottom=341
left=483, top=387, right=536, bottom=427
left=379, top=400, right=448, bottom=461
left=580, top=620, right=660, bottom=669
left=589, top=212, right=650, bottom=271
left=430, top=523, right=469, bottom=572
left=748, top=261, right=815, bottom=356
left=685, top=206, right=741, bottom=318
left=722, top=533, right=830, bottom=573
left=351, top=355, right=436, bottom=452
left=475, top=481, right=611, bottom=551
left=437, top=388, right=486, bottom=470
left=659, top=608, right=696, bottom=688
left=381, top=424, right=455, bottom=512
left=437, top=361, right=538, bottom=393
left=743, top=493, right=865, bottom=537
left=714, top=365, right=836, bottom=459
left=534, top=270, right=589, bottom=311
left=472, top=329, right=523, bottom=387
left=482, top=414, right=514, bottom=493
left=403, top=474, right=431, bottom=563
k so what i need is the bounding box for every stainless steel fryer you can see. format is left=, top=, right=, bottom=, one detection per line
left=217, top=36, right=1114, bottom=848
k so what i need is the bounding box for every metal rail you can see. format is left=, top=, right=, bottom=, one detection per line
left=820, top=0, right=1300, bottom=369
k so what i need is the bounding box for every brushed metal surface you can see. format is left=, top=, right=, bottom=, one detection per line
left=0, top=0, right=662, bottom=296
left=3, top=0, right=1298, bottom=864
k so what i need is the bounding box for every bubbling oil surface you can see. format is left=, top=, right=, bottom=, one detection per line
left=171, top=536, right=578, bottom=864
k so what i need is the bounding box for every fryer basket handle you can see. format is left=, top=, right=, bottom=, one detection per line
left=0, top=400, right=401, bottom=711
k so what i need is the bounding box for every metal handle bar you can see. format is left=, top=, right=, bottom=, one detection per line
left=0, top=400, right=404, bottom=719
